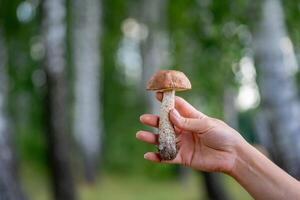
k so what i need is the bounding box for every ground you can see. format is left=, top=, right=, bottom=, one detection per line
left=22, top=167, right=252, bottom=200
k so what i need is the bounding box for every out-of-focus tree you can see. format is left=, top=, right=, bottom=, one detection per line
left=102, top=0, right=149, bottom=173
left=139, top=0, right=168, bottom=114
left=42, top=0, right=77, bottom=199
left=0, top=28, right=26, bottom=200
left=202, top=172, right=229, bottom=200
left=224, top=87, right=238, bottom=129
left=254, top=0, right=300, bottom=178
left=72, top=0, right=103, bottom=183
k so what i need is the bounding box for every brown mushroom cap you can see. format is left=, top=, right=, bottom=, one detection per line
left=147, top=70, right=192, bottom=92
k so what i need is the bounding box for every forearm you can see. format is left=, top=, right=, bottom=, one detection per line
left=229, top=141, right=300, bottom=200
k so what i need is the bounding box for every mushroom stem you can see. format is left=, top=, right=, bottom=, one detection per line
left=158, top=90, right=177, bottom=160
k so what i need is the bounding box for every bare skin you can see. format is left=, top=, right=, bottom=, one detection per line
left=136, top=92, right=300, bottom=200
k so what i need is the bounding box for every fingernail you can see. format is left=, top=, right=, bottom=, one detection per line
left=139, top=115, right=145, bottom=122
left=144, top=153, right=149, bottom=159
left=136, top=131, right=142, bottom=138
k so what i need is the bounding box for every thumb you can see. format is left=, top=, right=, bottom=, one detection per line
left=169, top=109, right=211, bottom=133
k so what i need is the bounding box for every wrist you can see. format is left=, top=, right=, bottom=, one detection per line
left=225, top=137, right=300, bottom=200
left=225, top=138, right=251, bottom=177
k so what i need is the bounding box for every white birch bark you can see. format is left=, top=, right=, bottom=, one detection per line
left=223, top=87, right=238, bottom=129
left=140, top=0, right=168, bottom=114
left=72, top=0, right=102, bottom=182
left=43, top=0, right=66, bottom=76
left=0, top=30, right=11, bottom=174
left=43, top=0, right=76, bottom=199
left=254, top=0, right=300, bottom=177
left=0, top=29, right=26, bottom=200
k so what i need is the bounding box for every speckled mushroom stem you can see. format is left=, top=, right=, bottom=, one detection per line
left=158, top=90, right=177, bottom=160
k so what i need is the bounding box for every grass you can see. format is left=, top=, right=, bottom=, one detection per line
left=80, top=173, right=202, bottom=200
left=21, top=167, right=253, bottom=200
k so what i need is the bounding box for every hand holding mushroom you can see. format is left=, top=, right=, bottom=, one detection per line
left=137, top=70, right=300, bottom=200
left=138, top=69, right=244, bottom=171
left=146, top=70, right=192, bottom=160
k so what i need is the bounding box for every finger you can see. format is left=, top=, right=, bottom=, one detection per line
left=170, top=109, right=212, bottom=133
left=174, top=126, right=191, bottom=136
left=156, top=92, right=204, bottom=118
left=136, top=131, right=158, bottom=145
left=139, top=114, right=190, bottom=136
left=140, top=114, right=159, bottom=128
left=144, top=152, right=181, bottom=164
left=161, top=154, right=182, bottom=164
left=144, top=152, right=161, bottom=163
left=175, top=96, right=205, bottom=118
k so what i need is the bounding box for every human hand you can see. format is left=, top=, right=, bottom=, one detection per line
left=136, top=93, right=246, bottom=174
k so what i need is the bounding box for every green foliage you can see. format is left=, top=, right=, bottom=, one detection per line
left=284, top=1, right=300, bottom=49
left=238, top=110, right=257, bottom=143
left=1, top=0, right=259, bottom=176
left=168, top=0, right=250, bottom=117
left=2, top=0, right=300, bottom=197
left=284, top=1, right=300, bottom=90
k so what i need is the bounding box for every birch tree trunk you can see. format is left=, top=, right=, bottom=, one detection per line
left=254, top=0, right=300, bottom=178
left=254, top=112, right=277, bottom=160
left=198, top=89, right=230, bottom=200
left=202, top=172, right=229, bottom=200
left=140, top=0, right=168, bottom=114
left=42, top=0, right=77, bottom=199
left=0, top=29, right=26, bottom=200
left=72, top=0, right=103, bottom=183
left=223, top=87, right=238, bottom=129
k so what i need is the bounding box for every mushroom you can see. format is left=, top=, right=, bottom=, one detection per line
left=147, top=70, right=191, bottom=160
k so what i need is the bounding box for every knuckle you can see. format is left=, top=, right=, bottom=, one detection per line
left=183, top=117, right=189, bottom=126
left=178, top=117, right=189, bottom=128
left=206, top=117, right=218, bottom=128
left=208, top=117, right=225, bottom=127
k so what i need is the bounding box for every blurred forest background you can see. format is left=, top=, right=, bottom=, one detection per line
left=0, top=0, right=300, bottom=199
